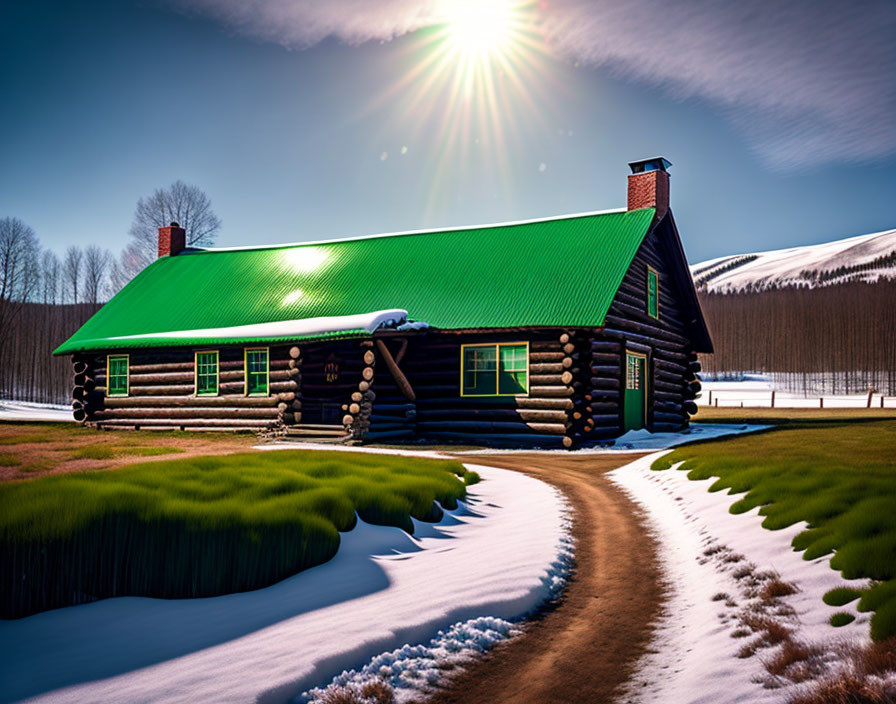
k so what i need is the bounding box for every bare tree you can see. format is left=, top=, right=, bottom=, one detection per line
left=120, top=180, right=222, bottom=280
left=82, top=245, right=111, bottom=304
left=63, top=246, right=83, bottom=304
left=40, top=250, right=60, bottom=305
left=0, top=217, right=40, bottom=378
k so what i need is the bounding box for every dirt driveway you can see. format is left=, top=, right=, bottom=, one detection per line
left=430, top=451, right=662, bottom=704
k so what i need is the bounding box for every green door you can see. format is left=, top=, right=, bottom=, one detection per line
left=624, top=352, right=646, bottom=431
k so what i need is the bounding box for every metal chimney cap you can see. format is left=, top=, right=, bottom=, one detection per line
left=169, top=221, right=181, bottom=227
left=628, top=157, right=672, bottom=174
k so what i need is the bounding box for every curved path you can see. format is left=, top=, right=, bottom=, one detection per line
left=431, top=452, right=662, bottom=704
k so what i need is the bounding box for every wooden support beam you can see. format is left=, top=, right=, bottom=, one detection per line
left=375, top=339, right=416, bottom=402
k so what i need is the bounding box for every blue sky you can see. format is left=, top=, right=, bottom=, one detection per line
left=1, top=0, right=894, bottom=264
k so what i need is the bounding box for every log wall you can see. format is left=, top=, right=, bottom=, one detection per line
left=589, top=215, right=702, bottom=440
left=72, top=345, right=301, bottom=432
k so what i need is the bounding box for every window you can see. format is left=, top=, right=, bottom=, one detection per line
left=461, top=342, right=529, bottom=396
left=647, top=267, right=659, bottom=319
left=195, top=351, right=219, bottom=396
left=107, top=355, right=129, bottom=396
left=245, top=348, right=269, bottom=395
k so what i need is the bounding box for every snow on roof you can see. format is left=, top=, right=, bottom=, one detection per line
left=105, top=310, right=411, bottom=343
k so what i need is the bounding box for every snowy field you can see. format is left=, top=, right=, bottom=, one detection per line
left=610, top=453, right=877, bottom=704
left=0, top=400, right=71, bottom=422
left=0, top=462, right=570, bottom=704
left=699, top=375, right=896, bottom=409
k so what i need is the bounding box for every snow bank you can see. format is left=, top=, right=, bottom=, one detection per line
left=609, top=453, right=872, bottom=704
left=105, top=309, right=411, bottom=342
left=0, top=400, right=71, bottom=422
left=1, top=463, right=570, bottom=704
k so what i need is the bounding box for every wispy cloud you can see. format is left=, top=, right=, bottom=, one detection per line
left=167, top=0, right=896, bottom=170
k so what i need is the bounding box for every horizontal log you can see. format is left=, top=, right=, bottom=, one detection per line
left=416, top=420, right=567, bottom=435
left=72, top=361, right=89, bottom=375
left=683, top=401, right=698, bottom=415
left=590, top=365, right=620, bottom=377
left=103, top=395, right=282, bottom=408
left=514, top=397, right=574, bottom=411
left=590, top=341, right=621, bottom=352
left=590, top=414, right=619, bottom=426
left=96, top=407, right=283, bottom=420
left=289, top=346, right=301, bottom=359
left=528, top=386, right=573, bottom=398
left=530, top=374, right=566, bottom=386
left=529, top=352, right=565, bottom=363
left=654, top=411, right=687, bottom=424
left=364, top=429, right=415, bottom=441
left=96, top=418, right=278, bottom=428
left=530, top=363, right=564, bottom=374
left=531, top=341, right=562, bottom=352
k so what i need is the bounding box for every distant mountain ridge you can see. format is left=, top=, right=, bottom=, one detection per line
left=690, top=228, right=896, bottom=292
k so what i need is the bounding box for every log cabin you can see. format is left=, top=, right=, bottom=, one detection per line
left=55, top=158, right=711, bottom=448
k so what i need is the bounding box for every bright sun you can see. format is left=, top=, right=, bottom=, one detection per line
left=444, top=0, right=515, bottom=57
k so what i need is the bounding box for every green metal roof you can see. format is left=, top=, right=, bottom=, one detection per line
left=55, top=208, right=656, bottom=354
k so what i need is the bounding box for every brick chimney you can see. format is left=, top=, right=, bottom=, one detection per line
left=627, top=157, right=671, bottom=218
left=158, top=221, right=186, bottom=258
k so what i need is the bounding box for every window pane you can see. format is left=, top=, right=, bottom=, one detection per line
left=196, top=352, right=218, bottom=395
left=246, top=349, right=268, bottom=395
left=647, top=270, right=658, bottom=319
left=462, top=346, right=497, bottom=395
left=108, top=355, right=128, bottom=396
left=498, top=344, right=528, bottom=394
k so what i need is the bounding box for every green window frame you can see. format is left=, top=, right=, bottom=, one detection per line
left=107, top=354, right=129, bottom=397
left=461, top=342, right=529, bottom=397
left=245, top=347, right=269, bottom=396
left=195, top=351, right=219, bottom=396
left=647, top=266, right=659, bottom=319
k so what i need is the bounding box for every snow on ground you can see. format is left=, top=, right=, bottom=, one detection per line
left=699, top=375, right=896, bottom=409
left=609, top=453, right=873, bottom=704
left=0, top=462, right=571, bottom=704
left=0, top=400, right=71, bottom=422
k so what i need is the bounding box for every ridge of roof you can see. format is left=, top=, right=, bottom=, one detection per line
left=192, top=207, right=631, bottom=255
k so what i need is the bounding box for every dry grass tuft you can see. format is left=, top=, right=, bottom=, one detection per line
left=733, top=565, right=755, bottom=581
left=360, top=680, right=395, bottom=704
left=760, top=578, right=799, bottom=601
left=318, top=688, right=363, bottom=704
left=853, top=638, right=896, bottom=678
left=712, top=592, right=729, bottom=601
left=765, top=639, right=823, bottom=682
left=786, top=674, right=895, bottom=704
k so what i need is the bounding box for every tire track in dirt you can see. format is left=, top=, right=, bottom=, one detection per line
left=429, top=452, right=663, bottom=704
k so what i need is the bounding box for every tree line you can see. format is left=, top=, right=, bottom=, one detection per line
left=698, top=280, right=896, bottom=395
left=0, top=181, right=221, bottom=404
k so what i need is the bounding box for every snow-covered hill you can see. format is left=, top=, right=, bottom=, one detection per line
left=690, top=228, right=896, bottom=292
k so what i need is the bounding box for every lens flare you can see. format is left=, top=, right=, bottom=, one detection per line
left=363, top=1, right=557, bottom=217
left=444, top=0, right=514, bottom=58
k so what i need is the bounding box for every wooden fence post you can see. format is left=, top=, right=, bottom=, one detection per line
left=708, top=390, right=713, bottom=406
left=820, top=397, right=824, bottom=408
left=771, top=390, right=775, bottom=408
left=867, top=388, right=874, bottom=408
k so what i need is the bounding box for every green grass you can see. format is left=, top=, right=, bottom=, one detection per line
left=69, top=444, right=185, bottom=460
left=652, top=420, right=896, bottom=640
left=0, top=450, right=473, bottom=618
left=823, top=587, right=863, bottom=606
left=830, top=612, right=856, bottom=627
left=0, top=452, right=23, bottom=467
